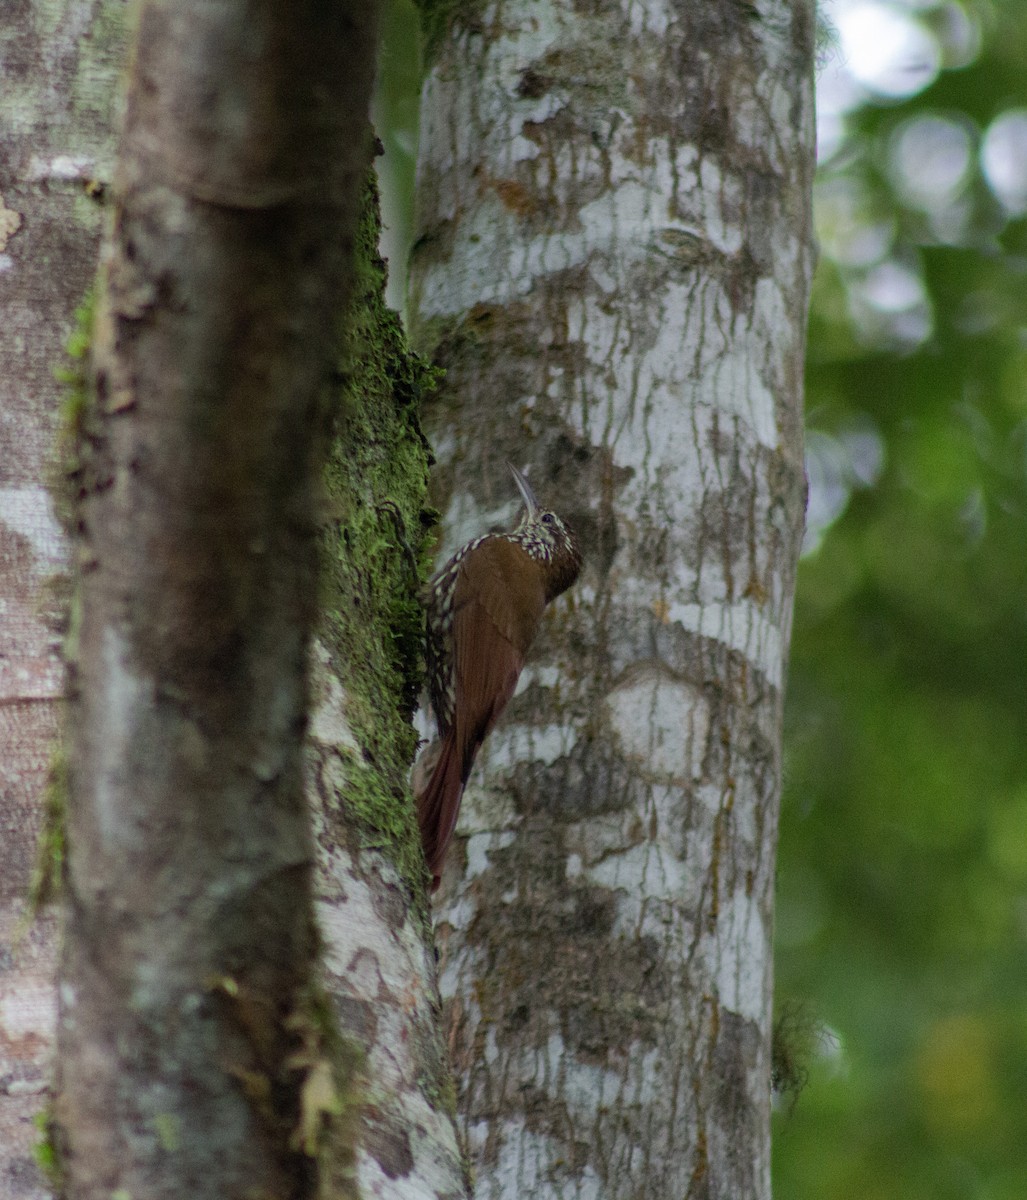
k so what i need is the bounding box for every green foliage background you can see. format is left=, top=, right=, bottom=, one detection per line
left=776, top=2, right=1027, bottom=1196
left=376, top=1, right=1027, bottom=1193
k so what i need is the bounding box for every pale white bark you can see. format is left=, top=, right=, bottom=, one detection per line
left=307, top=640, right=468, bottom=1200
left=410, top=1, right=813, bottom=1197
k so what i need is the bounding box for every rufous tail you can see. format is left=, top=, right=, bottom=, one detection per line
left=415, top=733, right=465, bottom=890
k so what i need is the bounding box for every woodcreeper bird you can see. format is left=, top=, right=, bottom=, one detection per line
left=416, top=465, right=582, bottom=889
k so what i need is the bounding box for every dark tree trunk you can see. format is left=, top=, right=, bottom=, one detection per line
left=56, top=3, right=379, bottom=1196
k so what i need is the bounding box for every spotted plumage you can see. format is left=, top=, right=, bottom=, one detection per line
left=416, top=466, right=582, bottom=889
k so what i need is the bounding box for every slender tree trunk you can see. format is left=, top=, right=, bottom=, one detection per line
left=0, top=4, right=129, bottom=1195
left=56, top=3, right=378, bottom=1195
left=306, top=179, right=469, bottom=1199
left=409, top=2, right=814, bottom=1196
left=1, top=6, right=467, bottom=1198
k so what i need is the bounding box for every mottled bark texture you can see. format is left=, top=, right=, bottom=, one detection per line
left=0, top=4, right=129, bottom=1197
left=56, top=2, right=379, bottom=1197
left=305, top=181, right=469, bottom=1200
left=410, top=2, right=814, bottom=1198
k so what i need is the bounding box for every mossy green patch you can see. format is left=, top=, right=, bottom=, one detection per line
left=27, top=747, right=67, bottom=915
left=29, top=282, right=100, bottom=922
left=32, top=1105, right=62, bottom=1188
left=318, top=169, right=441, bottom=891
left=413, top=0, right=488, bottom=64
left=50, top=281, right=98, bottom=536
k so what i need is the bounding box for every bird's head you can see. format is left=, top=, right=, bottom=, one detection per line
left=508, top=464, right=582, bottom=599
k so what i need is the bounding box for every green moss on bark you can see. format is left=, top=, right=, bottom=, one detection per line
left=32, top=1105, right=62, bottom=1189
left=27, top=748, right=68, bottom=914
left=27, top=286, right=99, bottom=923
left=318, top=169, right=440, bottom=889
left=50, top=283, right=97, bottom=534
left=413, top=0, right=488, bottom=64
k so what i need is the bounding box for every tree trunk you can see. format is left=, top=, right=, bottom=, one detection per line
left=1, top=5, right=468, bottom=1198
left=0, top=3, right=129, bottom=1195
left=409, top=2, right=814, bottom=1197
left=56, top=3, right=379, bottom=1196
left=306, top=178, right=469, bottom=1199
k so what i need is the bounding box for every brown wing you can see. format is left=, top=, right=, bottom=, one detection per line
left=416, top=539, right=545, bottom=887
left=452, top=538, right=545, bottom=773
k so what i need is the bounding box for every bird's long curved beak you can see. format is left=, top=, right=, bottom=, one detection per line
left=508, top=463, right=539, bottom=520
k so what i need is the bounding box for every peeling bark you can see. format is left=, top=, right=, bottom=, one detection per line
left=410, top=1, right=814, bottom=1197
left=56, top=3, right=379, bottom=1196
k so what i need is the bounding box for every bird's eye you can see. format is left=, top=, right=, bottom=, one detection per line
left=542, top=513, right=555, bottom=525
